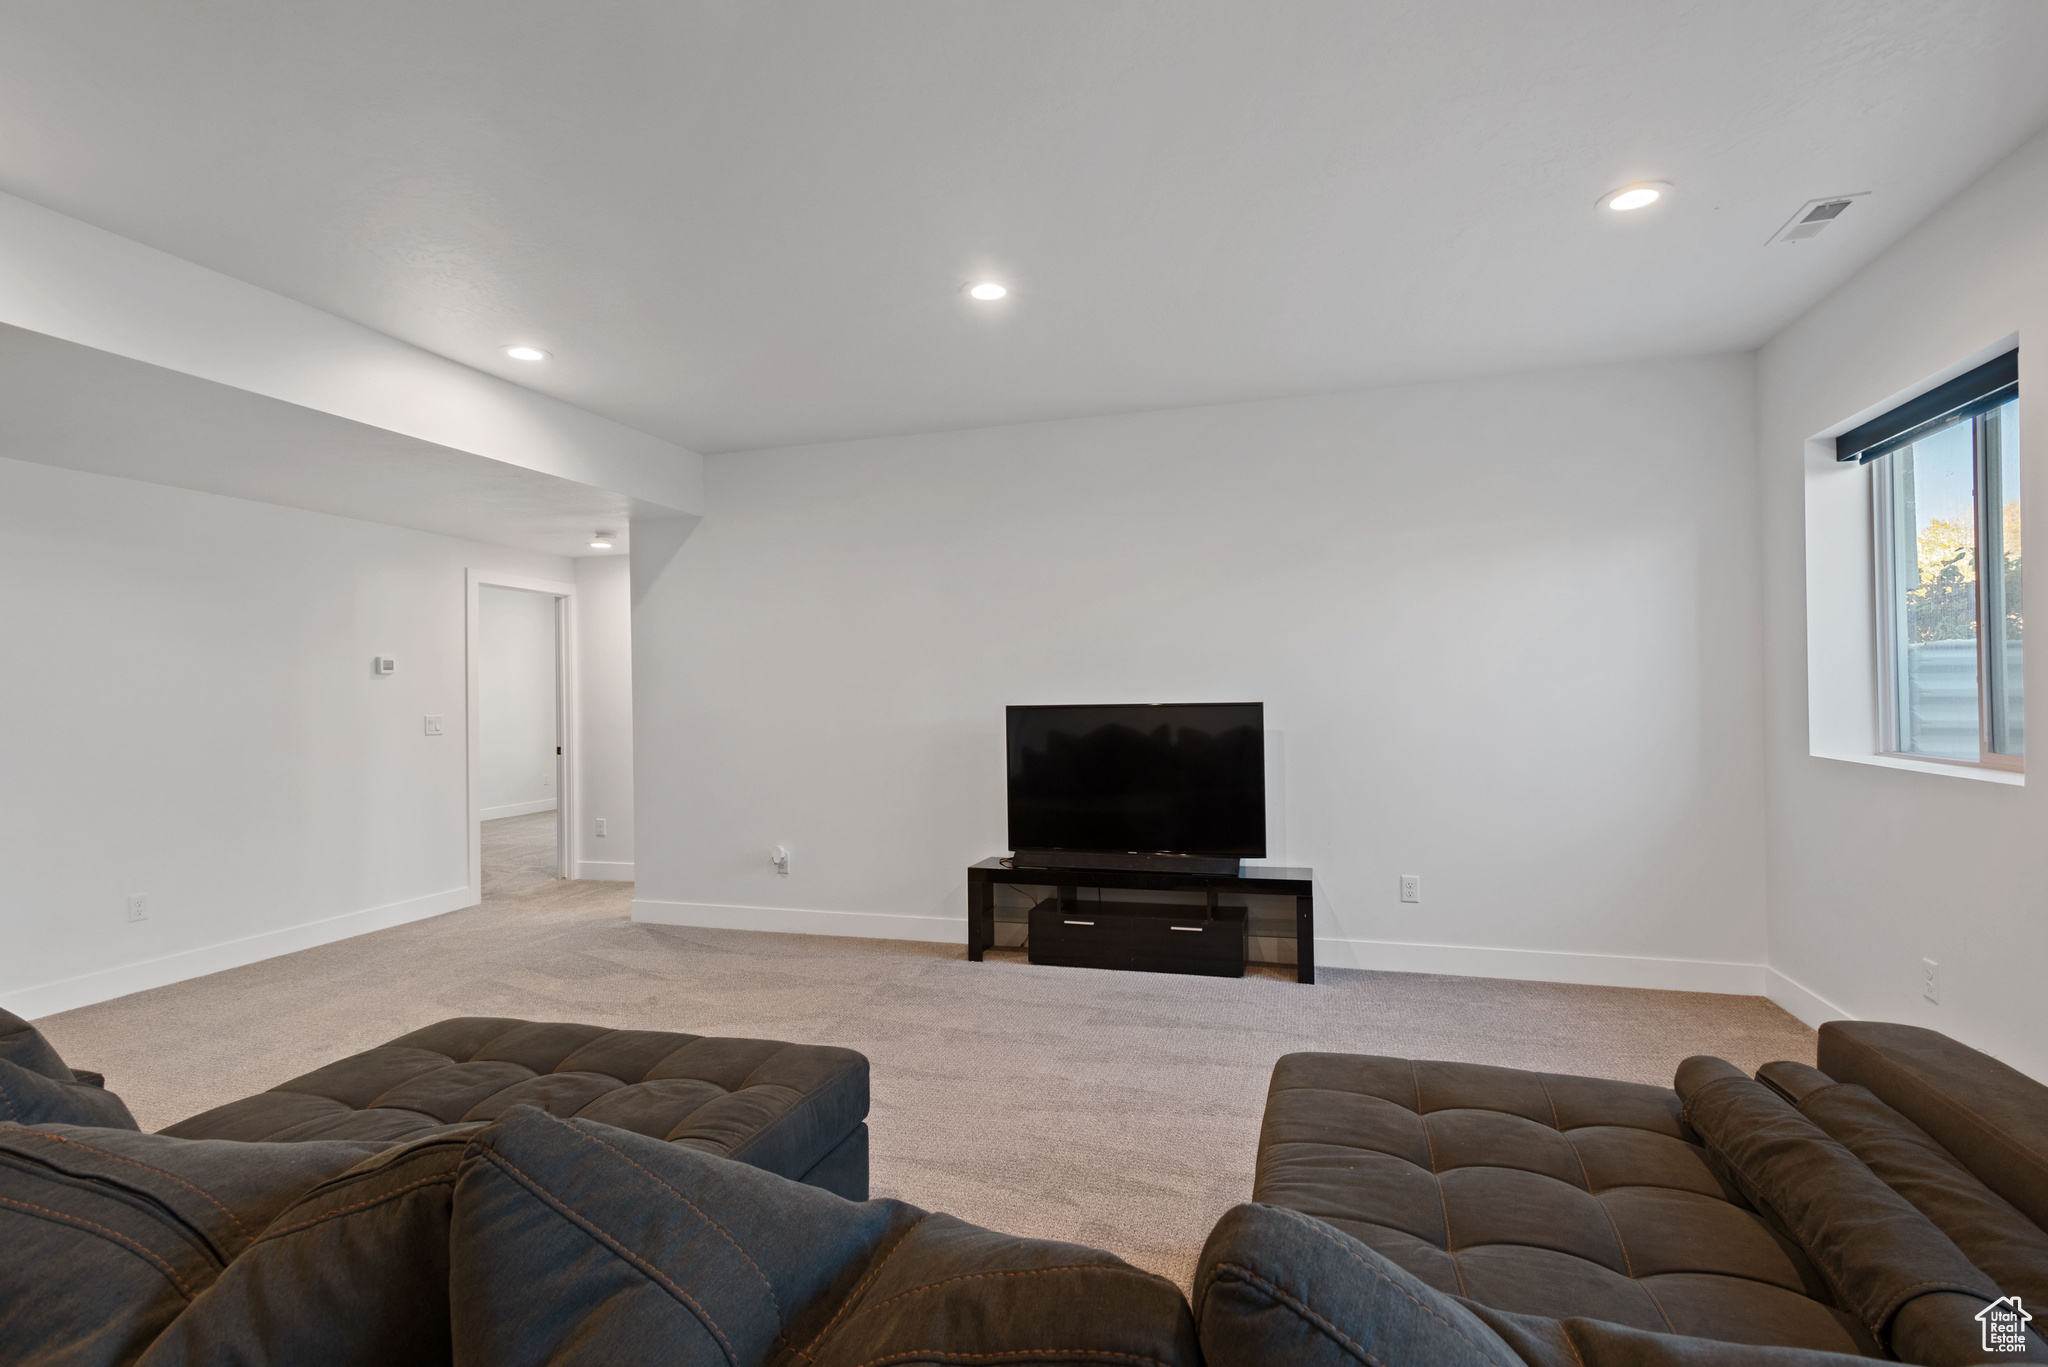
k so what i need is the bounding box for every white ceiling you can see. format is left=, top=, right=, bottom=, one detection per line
left=2, top=1, right=2046, bottom=455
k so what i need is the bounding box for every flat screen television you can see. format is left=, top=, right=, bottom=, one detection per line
left=1006, top=702, right=1265, bottom=874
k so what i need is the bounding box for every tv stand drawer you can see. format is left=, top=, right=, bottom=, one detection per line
left=1026, top=901, right=1130, bottom=968
left=1025, top=900, right=1245, bottom=977
left=1129, top=914, right=1246, bottom=976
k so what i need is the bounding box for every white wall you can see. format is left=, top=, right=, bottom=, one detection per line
left=0, top=456, right=573, bottom=1018
left=575, top=556, right=635, bottom=880
left=632, top=355, right=1771, bottom=992
left=1758, top=123, right=2048, bottom=1076
left=478, top=586, right=559, bottom=820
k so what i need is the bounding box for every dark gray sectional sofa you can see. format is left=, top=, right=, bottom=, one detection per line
left=3, top=1007, right=2044, bottom=1365
left=1242, top=1021, right=2048, bottom=1365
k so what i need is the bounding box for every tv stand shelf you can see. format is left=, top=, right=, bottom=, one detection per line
left=966, top=858, right=1315, bottom=984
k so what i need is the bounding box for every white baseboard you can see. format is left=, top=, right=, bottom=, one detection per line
left=576, top=860, right=635, bottom=882
left=631, top=898, right=960, bottom=944
left=1312, top=936, right=1765, bottom=995
left=630, top=900, right=1767, bottom=997
left=3, top=885, right=476, bottom=1021
left=1764, top=966, right=1854, bottom=1029
left=481, top=800, right=557, bottom=820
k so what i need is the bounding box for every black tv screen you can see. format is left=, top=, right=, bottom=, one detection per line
left=1006, top=703, right=1266, bottom=857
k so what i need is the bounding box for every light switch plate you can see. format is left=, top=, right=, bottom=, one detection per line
left=424, top=715, right=444, bottom=735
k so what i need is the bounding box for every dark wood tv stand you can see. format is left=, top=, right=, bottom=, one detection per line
left=966, top=858, right=1316, bottom=983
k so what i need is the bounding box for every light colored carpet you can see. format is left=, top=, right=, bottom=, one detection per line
left=37, top=812, right=1815, bottom=1289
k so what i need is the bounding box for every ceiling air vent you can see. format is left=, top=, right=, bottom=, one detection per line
left=1769, top=193, right=1868, bottom=245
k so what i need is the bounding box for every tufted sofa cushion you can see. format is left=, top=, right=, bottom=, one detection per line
left=158, top=1017, right=869, bottom=1195
left=1254, top=1053, right=1875, bottom=1357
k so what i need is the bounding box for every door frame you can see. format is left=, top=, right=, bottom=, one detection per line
left=467, top=568, right=578, bottom=899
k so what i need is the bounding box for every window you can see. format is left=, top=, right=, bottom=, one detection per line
left=1842, top=351, right=2021, bottom=770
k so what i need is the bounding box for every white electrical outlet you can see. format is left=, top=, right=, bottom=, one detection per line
left=127, top=894, right=148, bottom=922
left=771, top=845, right=792, bottom=875
left=1399, top=874, right=1421, bottom=904
left=424, top=715, right=444, bottom=736
left=594, top=818, right=607, bottom=837
left=1921, top=958, right=1940, bottom=1004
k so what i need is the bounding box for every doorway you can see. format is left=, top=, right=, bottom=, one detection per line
left=468, top=571, right=576, bottom=902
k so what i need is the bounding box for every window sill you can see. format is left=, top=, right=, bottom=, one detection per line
left=1813, top=750, right=2025, bottom=785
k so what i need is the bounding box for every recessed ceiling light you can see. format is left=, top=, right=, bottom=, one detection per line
left=968, top=282, right=1008, bottom=301
left=504, top=345, right=550, bottom=361
left=1598, top=182, right=1672, bottom=212
left=589, top=530, right=616, bottom=549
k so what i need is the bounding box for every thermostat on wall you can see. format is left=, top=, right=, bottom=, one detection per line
left=373, top=657, right=396, bottom=675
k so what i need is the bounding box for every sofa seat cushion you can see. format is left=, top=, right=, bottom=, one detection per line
left=1254, top=1053, right=1873, bottom=1356
left=158, top=1017, right=868, bottom=1192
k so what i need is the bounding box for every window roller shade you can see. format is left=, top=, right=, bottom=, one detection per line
left=1836, top=350, right=2018, bottom=464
